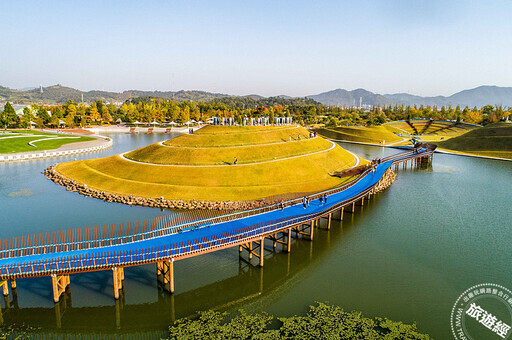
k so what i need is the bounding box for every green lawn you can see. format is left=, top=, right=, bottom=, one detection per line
left=166, top=125, right=307, bottom=147
left=0, top=130, right=95, bottom=154
left=438, top=122, right=512, bottom=160
left=126, top=137, right=332, bottom=165
left=315, top=125, right=404, bottom=145
left=57, top=126, right=364, bottom=201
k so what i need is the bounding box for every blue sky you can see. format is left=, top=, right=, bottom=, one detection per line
left=1, top=0, right=511, bottom=97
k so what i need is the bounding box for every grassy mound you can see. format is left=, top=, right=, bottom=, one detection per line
left=126, top=136, right=332, bottom=165
left=57, top=126, right=362, bottom=201
left=315, top=126, right=404, bottom=145
left=166, top=125, right=305, bottom=147
left=438, top=122, right=512, bottom=159
left=0, top=130, right=95, bottom=154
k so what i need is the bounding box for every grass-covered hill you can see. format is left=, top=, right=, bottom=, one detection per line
left=315, top=125, right=405, bottom=145
left=56, top=126, right=363, bottom=202
left=437, top=122, right=512, bottom=160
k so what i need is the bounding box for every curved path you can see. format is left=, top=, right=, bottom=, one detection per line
left=0, top=134, right=112, bottom=162
left=0, top=145, right=435, bottom=302
left=158, top=135, right=317, bottom=148
left=119, top=140, right=338, bottom=167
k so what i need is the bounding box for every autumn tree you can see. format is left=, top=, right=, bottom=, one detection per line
left=464, top=108, right=483, bottom=124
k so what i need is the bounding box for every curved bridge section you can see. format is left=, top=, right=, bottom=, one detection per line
left=0, top=145, right=435, bottom=302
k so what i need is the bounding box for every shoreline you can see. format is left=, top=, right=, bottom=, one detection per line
left=42, top=164, right=396, bottom=211
left=329, top=138, right=512, bottom=162
left=85, top=125, right=204, bottom=134
left=435, top=148, right=512, bottom=162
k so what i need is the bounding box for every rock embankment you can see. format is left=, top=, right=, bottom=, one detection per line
left=373, top=168, right=397, bottom=193
left=43, top=165, right=278, bottom=211
left=43, top=165, right=397, bottom=211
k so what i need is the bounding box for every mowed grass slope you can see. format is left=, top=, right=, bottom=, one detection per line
left=57, top=126, right=362, bottom=201
left=315, top=126, right=404, bottom=145
left=126, top=137, right=333, bottom=165
left=166, top=125, right=306, bottom=147
left=0, top=130, right=95, bottom=154
left=438, top=122, right=512, bottom=159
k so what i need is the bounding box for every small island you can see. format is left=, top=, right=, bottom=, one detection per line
left=48, top=125, right=365, bottom=209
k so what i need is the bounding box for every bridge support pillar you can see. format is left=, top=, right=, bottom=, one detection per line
left=334, top=207, right=344, bottom=220
left=157, top=259, right=174, bottom=294
left=112, top=267, right=124, bottom=299
left=259, top=237, right=264, bottom=267
left=0, top=280, right=9, bottom=297
left=287, top=228, right=292, bottom=253
left=10, top=279, right=16, bottom=290
left=51, top=274, right=70, bottom=303
left=267, top=231, right=288, bottom=251
left=240, top=237, right=265, bottom=267
left=309, top=221, right=314, bottom=240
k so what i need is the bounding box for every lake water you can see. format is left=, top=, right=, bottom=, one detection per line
left=0, top=134, right=510, bottom=339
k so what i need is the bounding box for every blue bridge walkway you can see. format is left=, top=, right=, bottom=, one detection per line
left=0, top=145, right=435, bottom=302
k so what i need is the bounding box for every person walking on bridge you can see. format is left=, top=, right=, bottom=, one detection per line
left=323, top=193, right=327, bottom=204
left=303, top=196, right=307, bottom=209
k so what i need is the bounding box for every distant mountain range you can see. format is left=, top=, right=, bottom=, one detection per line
left=1, top=84, right=511, bottom=108
left=307, top=86, right=512, bottom=108
left=0, top=85, right=228, bottom=105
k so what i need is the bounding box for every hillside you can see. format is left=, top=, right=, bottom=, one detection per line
left=55, top=126, right=364, bottom=202
left=3, top=84, right=511, bottom=107
left=307, top=88, right=392, bottom=107
left=315, top=126, right=404, bottom=145
left=0, top=85, right=229, bottom=104
left=383, top=86, right=512, bottom=108
left=308, top=86, right=512, bottom=108
left=437, top=122, right=512, bottom=160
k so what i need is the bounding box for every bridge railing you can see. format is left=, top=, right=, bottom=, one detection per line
left=0, top=163, right=375, bottom=260
left=0, top=147, right=434, bottom=262
left=0, top=182, right=377, bottom=279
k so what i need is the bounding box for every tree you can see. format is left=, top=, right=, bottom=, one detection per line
left=269, top=107, right=275, bottom=125
left=64, top=114, right=75, bottom=127
left=101, top=106, right=112, bottom=122
left=2, top=102, right=17, bottom=128
left=88, top=103, right=101, bottom=122
left=464, top=108, right=483, bottom=125
left=169, top=303, right=431, bottom=339
left=53, top=106, right=64, bottom=118
left=179, top=105, right=190, bottom=123
left=20, top=107, right=35, bottom=128
left=50, top=114, right=60, bottom=127
left=0, top=110, right=6, bottom=129
left=37, top=107, right=51, bottom=125
left=65, top=103, right=77, bottom=118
